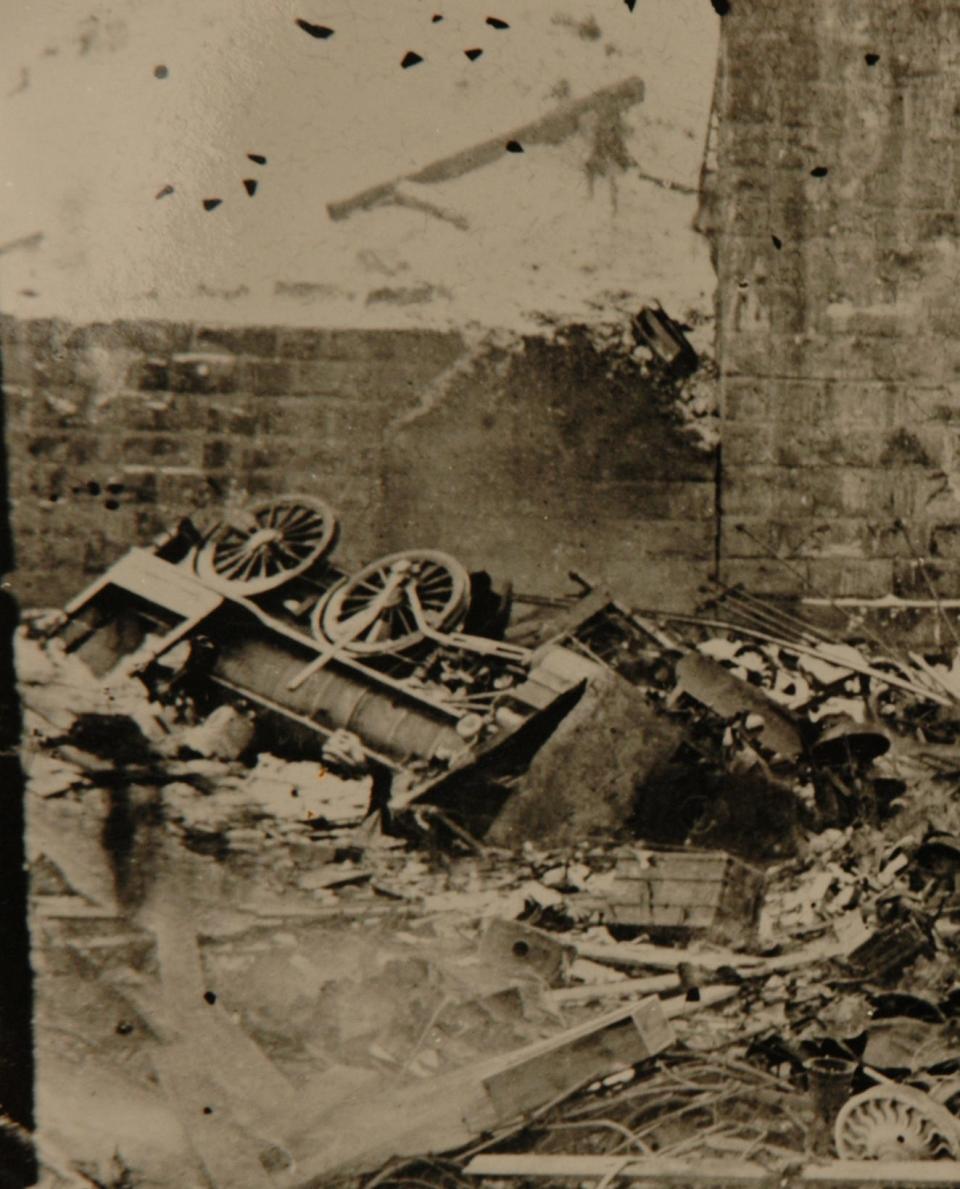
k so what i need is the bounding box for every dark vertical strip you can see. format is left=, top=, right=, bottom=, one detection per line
left=0, top=331, right=37, bottom=1187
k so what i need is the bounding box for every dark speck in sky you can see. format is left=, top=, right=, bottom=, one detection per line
left=710, top=0, right=731, bottom=14
left=295, top=18, right=334, bottom=39
left=243, top=178, right=258, bottom=196
left=155, top=184, right=174, bottom=199
left=465, top=48, right=483, bottom=61
left=248, top=153, right=267, bottom=165
left=772, top=234, right=782, bottom=249
left=506, top=140, right=524, bottom=153
left=401, top=51, right=424, bottom=68
left=865, top=52, right=880, bottom=65
left=624, top=0, right=637, bottom=10
left=432, top=13, right=443, bottom=21
left=810, top=165, right=828, bottom=178
left=153, top=64, right=168, bottom=78
left=486, top=17, right=509, bottom=29
left=203, top=198, right=222, bottom=211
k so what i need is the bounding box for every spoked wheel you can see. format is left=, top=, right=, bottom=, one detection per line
left=314, top=549, right=469, bottom=655
left=835, top=1085, right=960, bottom=1161
left=194, top=495, right=338, bottom=596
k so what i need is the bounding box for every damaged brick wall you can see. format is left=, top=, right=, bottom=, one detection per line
left=716, top=0, right=960, bottom=604
left=1, top=317, right=716, bottom=608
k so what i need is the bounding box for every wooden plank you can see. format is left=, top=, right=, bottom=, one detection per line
left=33, top=897, right=119, bottom=920
left=464, top=1154, right=772, bottom=1183
left=616, top=857, right=732, bottom=880
left=104, top=548, right=224, bottom=620
left=151, top=1046, right=277, bottom=1189
left=327, top=79, right=646, bottom=222
left=601, top=904, right=719, bottom=929
left=613, top=880, right=726, bottom=909
left=545, top=974, right=680, bottom=1006
left=141, top=895, right=303, bottom=1185
left=801, top=1161, right=960, bottom=1185
left=572, top=935, right=851, bottom=976
left=572, top=937, right=765, bottom=972
left=147, top=906, right=301, bottom=1131
left=464, top=1155, right=960, bottom=1185
left=479, top=997, right=674, bottom=1125
left=674, top=653, right=803, bottom=758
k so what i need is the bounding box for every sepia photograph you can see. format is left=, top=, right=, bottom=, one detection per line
left=4, top=1, right=960, bottom=1186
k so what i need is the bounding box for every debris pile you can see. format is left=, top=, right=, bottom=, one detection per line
left=21, top=496, right=960, bottom=1186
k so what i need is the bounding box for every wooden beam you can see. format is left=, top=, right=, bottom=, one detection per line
left=464, top=1154, right=960, bottom=1185
left=546, top=974, right=680, bottom=1006
left=571, top=937, right=765, bottom=972
left=464, top=1154, right=772, bottom=1183
left=327, top=78, right=645, bottom=222
left=572, top=935, right=850, bottom=977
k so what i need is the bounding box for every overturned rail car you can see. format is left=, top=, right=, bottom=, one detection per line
left=50, top=494, right=596, bottom=802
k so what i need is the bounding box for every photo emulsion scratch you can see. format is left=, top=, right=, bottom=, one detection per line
left=6, top=2, right=960, bottom=1186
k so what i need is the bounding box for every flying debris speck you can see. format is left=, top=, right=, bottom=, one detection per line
left=486, top=17, right=509, bottom=29
left=153, top=64, right=168, bottom=78
left=464, top=48, right=483, bottom=60
left=155, top=185, right=174, bottom=199
left=243, top=178, right=258, bottom=196
left=203, top=198, right=222, bottom=211
left=401, top=50, right=423, bottom=68
left=295, top=18, right=333, bottom=39
left=505, top=140, right=524, bottom=153
left=432, top=13, right=443, bottom=21
left=247, top=153, right=267, bottom=165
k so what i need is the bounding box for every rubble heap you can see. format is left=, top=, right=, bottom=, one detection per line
left=20, top=497, right=960, bottom=1187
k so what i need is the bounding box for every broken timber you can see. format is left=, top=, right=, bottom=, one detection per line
left=327, top=77, right=646, bottom=221
left=286, top=992, right=691, bottom=1184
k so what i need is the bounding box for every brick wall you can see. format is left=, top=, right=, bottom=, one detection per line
left=10, top=2, right=960, bottom=621
left=1, top=317, right=716, bottom=609
left=716, top=0, right=960, bottom=605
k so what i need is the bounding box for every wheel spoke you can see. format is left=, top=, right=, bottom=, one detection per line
left=285, top=520, right=325, bottom=541
left=285, top=506, right=315, bottom=529
left=220, top=548, right=255, bottom=577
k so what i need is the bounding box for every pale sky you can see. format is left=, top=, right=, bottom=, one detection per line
left=0, top=0, right=719, bottom=330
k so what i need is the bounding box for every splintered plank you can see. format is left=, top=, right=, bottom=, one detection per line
left=148, top=905, right=300, bottom=1133
left=151, top=1046, right=276, bottom=1189
left=144, top=899, right=302, bottom=1184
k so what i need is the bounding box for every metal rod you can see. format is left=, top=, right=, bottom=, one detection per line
left=713, top=582, right=835, bottom=646
left=636, top=613, right=954, bottom=705
left=895, top=519, right=960, bottom=648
